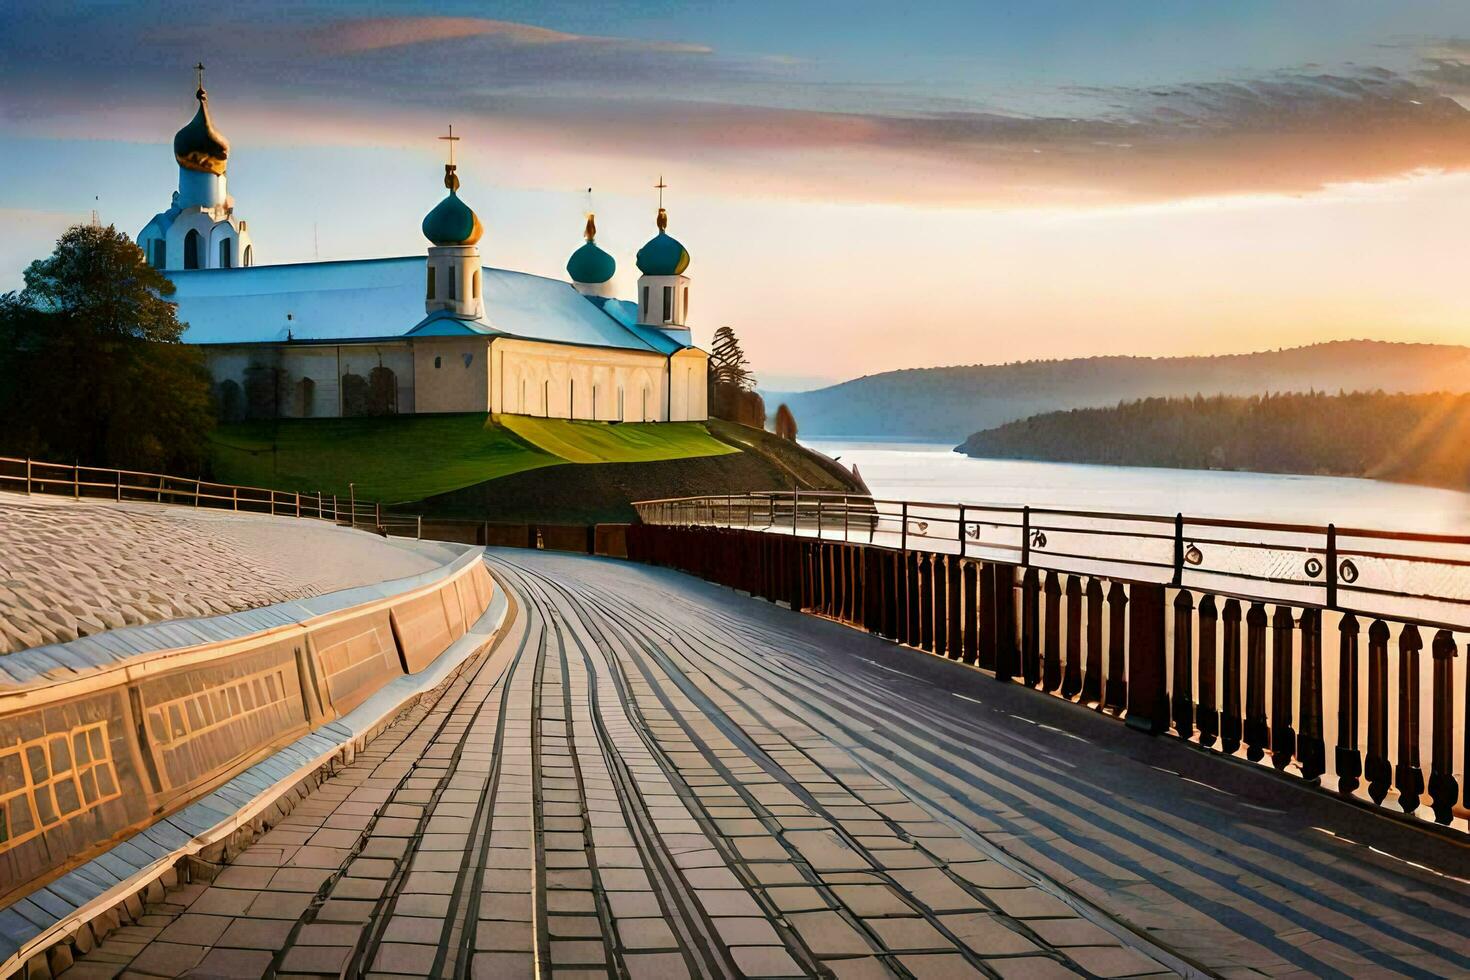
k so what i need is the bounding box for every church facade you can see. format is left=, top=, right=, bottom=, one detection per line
left=140, top=78, right=708, bottom=422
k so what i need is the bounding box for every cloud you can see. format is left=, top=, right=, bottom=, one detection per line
left=5, top=8, right=1470, bottom=207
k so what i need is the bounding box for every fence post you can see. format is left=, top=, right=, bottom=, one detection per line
left=194, top=479, right=200, bottom=507
left=115, top=470, right=121, bottom=502
left=1172, top=513, right=1185, bottom=586
left=25, top=457, right=32, bottom=494
left=296, top=492, right=301, bottom=518
left=843, top=495, right=850, bottom=542
left=1126, top=582, right=1169, bottom=734
left=958, top=504, right=966, bottom=558
left=792, top=489, right=799, bottom=536
left=376, top=501, right=381, bottom=530
left=816, top=499, right=823, bottom=541
left=1325, top=523, right=1338, bottom=609
left=1021, top=506, right=1031, bottom=566
left=349, top=484, right=356, bottom=529
left=73, top=463, right=79, bottom=499
left=418, top=515, right=423, bottom=541
left=233, top=486, right=239, bottom=511
left=901, top=502, right=908, bottom=553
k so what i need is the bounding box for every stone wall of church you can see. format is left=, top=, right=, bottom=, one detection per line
left=411, top=338, right=492, bottom=414
left=489, top=338, right=674, bottom=422
left=204, top=344, right=416, bottom=420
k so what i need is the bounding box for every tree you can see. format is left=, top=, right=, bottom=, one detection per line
left=0, top=224, right=214, bottom=472
left=774, top=403, right=799, bottom=441
left=707, top=326, right=766, bottom=428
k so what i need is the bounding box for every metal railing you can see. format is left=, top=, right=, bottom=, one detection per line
left=632, top=491, right=1470, bottom=830
left=0, top=456, right=423, bottom=539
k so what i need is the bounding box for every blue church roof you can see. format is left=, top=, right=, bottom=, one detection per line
left=166, top=257, right=689, bottom=355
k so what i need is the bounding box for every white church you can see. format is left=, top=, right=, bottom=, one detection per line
left=138, top=74, right=709, bottom=423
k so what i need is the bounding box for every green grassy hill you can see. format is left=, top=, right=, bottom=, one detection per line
left=208, top=414, right=859, bottom=522
left=209, top=414, right=735, bottom=504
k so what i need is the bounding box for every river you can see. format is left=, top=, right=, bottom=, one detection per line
left=802, top=439, right=1470, bottom=534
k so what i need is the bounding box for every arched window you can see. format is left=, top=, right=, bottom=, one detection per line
left=640, top=286, right=649, bottom=320
left=243, top=245, right=252, bottom=267
left=434, top=355, right=442, bottom=369
left=683, top=287, right=689, bottom=320
left=473, top=270, right=481, bottom=299
left=219, top=238, right=232, bottom=268
left=662, top=286, right=673, bottom=323
left=151, top=240, right=167, bottom=268
left=183, top=229, right=201, bottom=270
left=448, top=272, right=457, bottom=301
left=426, top=267, right=436, bottom=300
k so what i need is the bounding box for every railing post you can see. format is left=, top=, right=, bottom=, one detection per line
left=376, top=501, right=382, bottom=530
left=792, top=488, right=799, bottom=536
left=25, top=457, right=31, bottom=494
left=418, top=515, right=423, bottom=541
left=1325, top=523, right=1338, bottom=609
left=233, top=486, right=239, bottom=511
left=349, top=483, right=356, bottom=529
left=296, top=491, right=301, bottom=518
left=73, top=463, right=79, bottom=499
left=194, top=479, right=200, bottom=507
left=900, top=502, right=908, bottom=553
left=816, top=499, right=823, bottom=541
left=1126, top=582, right=1168, bottom=734
left=958, top=503, right=966, bottom=558
left=1021, top=506, right=1031, bottom=567
left=115, top=470, right=121, bottom=502
left=1172, top=513, right=1184, bottom=586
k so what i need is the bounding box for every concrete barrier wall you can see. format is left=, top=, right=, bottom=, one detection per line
left=0, top=553, right=496, bottom=904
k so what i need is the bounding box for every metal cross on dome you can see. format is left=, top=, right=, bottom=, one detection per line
left=194, top=62, right=205, bottom=89
left=439, top=125, right=460, bottom=166
left=655, top=175, right=668, bottom=208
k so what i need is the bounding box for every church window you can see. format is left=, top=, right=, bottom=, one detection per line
left=434, top=356, right=442, bottom=369
left=662, top=286, right=673, bottom=322
left=151, top=240, right=167, bottom=268
left=426, top=267, right=436, bottom=300
left=243, top=245, right=253, bottom=267
left=219, top=238, right=232, bottom=268
left=641, top=286, right=649, bottom=320
left=184, top=229, right=201, bottom=270
left=683, top=287, right=689, bottom=320
left=449, top=273, right=457, bottom=301
left=473, top=270, right=481, bottom=299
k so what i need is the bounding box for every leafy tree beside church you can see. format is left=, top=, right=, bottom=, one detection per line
left=0, top=224, right=215, bottom=473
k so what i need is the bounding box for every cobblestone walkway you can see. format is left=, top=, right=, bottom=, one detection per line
left=62, top=552, right=1469, bottom=978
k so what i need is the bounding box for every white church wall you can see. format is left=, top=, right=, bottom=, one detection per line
left=204, top=344, right=415, bottom=419
left=669, top=348, right=710, bottom=422
left=490, top=338, right=668, bottom=422
left=411, top=338, right=491, bottom=413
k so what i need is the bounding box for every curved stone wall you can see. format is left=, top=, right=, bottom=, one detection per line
left=0, top=553, right=496, bottom=905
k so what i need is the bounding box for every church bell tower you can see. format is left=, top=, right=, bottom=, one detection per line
left=421, top=126, right=485, bottom=319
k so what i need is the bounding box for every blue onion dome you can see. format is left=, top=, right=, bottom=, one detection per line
left=567, top=214, right=616, bottom=284
left=174, top=86, right=229, bottom=175
left=422, top=164, right=484, bottom=246
left=635, top=208, right=690, bottom=275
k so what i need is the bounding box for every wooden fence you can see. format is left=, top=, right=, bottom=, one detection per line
left=630, top=492, right=1470, bottom=831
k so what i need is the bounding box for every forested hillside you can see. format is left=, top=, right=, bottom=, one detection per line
left=957, top=391, right=1470, bottom=490
left=773, top=341, right=1470, bottom=440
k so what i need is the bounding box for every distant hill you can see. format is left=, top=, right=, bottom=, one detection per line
left=958, top=391, right=1470, bottom=490
left=770, top=341, right=1470, bottom=441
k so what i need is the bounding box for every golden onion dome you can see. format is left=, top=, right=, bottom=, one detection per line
left=174, top=87, right=229, bottom=176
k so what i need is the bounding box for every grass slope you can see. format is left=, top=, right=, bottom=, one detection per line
left=209, top=414, right=738, bottom=504
left=500, top=415, right=735, bottom=464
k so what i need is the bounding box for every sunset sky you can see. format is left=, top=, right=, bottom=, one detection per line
left=3, top=1, right=1470, bottom=389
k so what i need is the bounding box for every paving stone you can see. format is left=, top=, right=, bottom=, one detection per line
left=864, top=916, right=953, bottom=952
left=765, top=886, right=829, bottom=912
left=476, top=920, right=533, bottom=951
left=189, top=946, right=274, bottom=978
left=714, top=916, right=783, bottom=946
left=623, top=952, right=692, bottom=980
left=156, top=913, right=231, bottom=947
left=617, top=917, right=677, bottom=950
left=985, top=888, right=1076, bottom=920
left=127, top=942, right=207, bottom=976
left=786, top=911, right=875, bottom=956
left=730, top=945, right=804, bottom=977
left=373, top=941, right=438, bottom=974
left=1064, top=945, right=1163, bottom=978
left=985, top=955, right=1085, bottom=979
left=549, top=940, right=606, bottom=965
left=216, top=916, right=295, bottom=950
left=472, top=952, right=535, bottom=979
left=899, top=952, right=989, bottom=979
left=382, top=916, right=447, bottom=945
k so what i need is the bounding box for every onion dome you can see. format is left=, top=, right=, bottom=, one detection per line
left=635, top=208, right=690, bottom=276
left=422, top=164, right=483, bottom=246
left=566, top=214, right=616, bottom=284
left=173, top=86, right=229, bottom=176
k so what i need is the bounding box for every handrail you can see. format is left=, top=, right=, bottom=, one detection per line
left=0, top=454, right=424, bottom=541
left=633, top=491, right=1470, bottom=629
